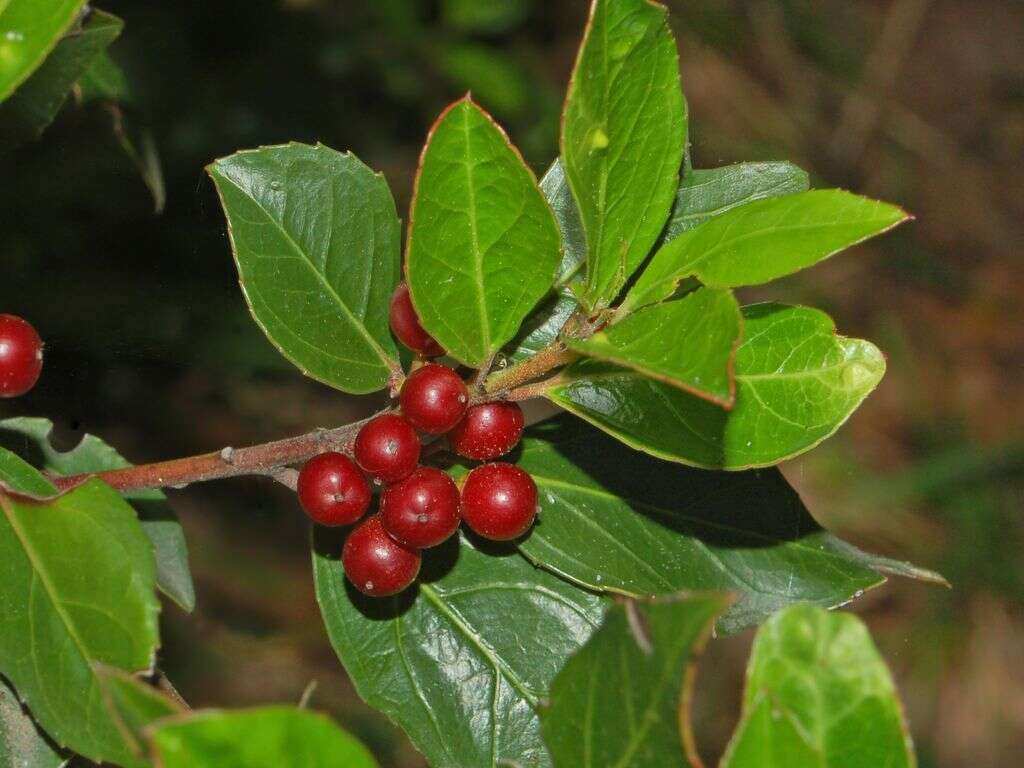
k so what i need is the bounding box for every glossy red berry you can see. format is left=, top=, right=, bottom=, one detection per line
left=399, top=364, right=468, bottom=434
left=389, top=283, right=444, bottom=357
left=297, top=452, right=371, bottom=526
left=449, top=401, right=525, bottom=460
left=460, top=463, right=538, bottom=541
left=354, top=414, right=421, bottom=484
left=380, top=466, right=461, bottom=548
left=0, top=314, right=43, bottom=398
left=342, top=515, right=421, bottom=597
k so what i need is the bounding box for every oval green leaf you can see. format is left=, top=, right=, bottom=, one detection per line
left=622, top=190, right=911, bottom=314
left=0, top=446, right=56, bottom=497
left=539, top=159, right=586, bottom=286
left=0, top=480, right=160, bottom=766
left=542, top=594, right=729, bottom=768
left=721, top=604, right=917, bottom=768
left=0, top=0, right=86, bottom=102
left=313, top=530, right=607, bottom=768
left=407, top=97, right=561, bottom=367
left=208, top=143, right=401, bottom=394
left=550, top=304, right=886, bottom=469
left=95, top=666, right=182, bottom=761
left=568, top=287, right=742, bottom=406
left=562, top=0, right=687, bottom=311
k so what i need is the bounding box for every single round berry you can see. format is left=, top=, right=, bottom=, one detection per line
left=460, top=463, right=538, bottom=541
left=399, top=364, right=468, bottom=434
left=342, top=515, right=421, bottom=597
left=449, top=401, right=525, bottom=460
left=380, top=466, right=461, bottom=548
left=389, top=283, right=444, bottom=357
left=354, top=414, right=421, bottom=484
left=0, top=314, right=43, bottom=398
left=297, top=452, right=371, bottom=526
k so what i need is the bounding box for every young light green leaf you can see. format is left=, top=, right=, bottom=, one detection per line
left=146, top=706, right=379, bottom=768
left=721, top=604, right=917, bottom=768
left=660, top=161, right=809, bottom=244
left=541, top=594, right=729, bottom=768
left=0, top=9, right=122, bottom=150
left=95, top=666, right=182, bottom=761
left=550, top=304, right=887, bottom=469
left=0, top=446, right=56, bottom=497
left=450, top=417, right=942, bottom=634
left=0, top=417, right=195, bottom=612
left=209, top=143, right=401, bottom=394
left=0, top=0, right=87, bottom=102
left=0, top=676, right=65, bottom=768
left=568, top=287, right=742, bottom=406
left=0, top=480, right=160, bottom=766
left=406, top=97, right=561, bottom=366
left=314, top=531, right=607, bottom=768
left=622, top=190, right=911, bottom=314
left=562, top=0, right=687, bottom=312
left=539, top=159, right=587, bottom=286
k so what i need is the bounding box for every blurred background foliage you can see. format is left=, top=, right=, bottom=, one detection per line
left=2, top=1, right=1022, bottom=766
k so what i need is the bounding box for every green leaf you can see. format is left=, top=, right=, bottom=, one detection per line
left=0, top=417, right=195, bottom=612
left=0, top=676, right=64, bottom=768
left=567, top=287, right=742, bottom=406
left=147, top=706, right=379, bottom=768
left=0, top=8, right=121, bottom=150
left=95, top=666, right=182, bottom=761
left=550, top=304, right=886, bottom=469
left=505, top=289, right=578, bottom=365
left=0, top=0, right=87, bottom=102
left=0, top=446, right=56, bottom=497
left=406, top=97, right=561, bottom=366
left=76, top=48, right=129, bottom=104
left=539, top=159, right=586, bottom=286
left=622, top=190, right=911, bottom=314
left=314, top=531, right=607, bottom=768
left=455, top=417, right=942, bottom=634
left=721, top=604, right=917, bottom=768
left=660, top=161, right=809, bottom=244
left=562, top=0, right=686, bottom=311
left=0, top=480, right=160, bottom=766
left=542, top=594, right=728, bottom=768
left=208, top=143, right=401, bottom=394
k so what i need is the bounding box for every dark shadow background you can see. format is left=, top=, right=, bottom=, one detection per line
left=2, top=1, right=1022, bottom=766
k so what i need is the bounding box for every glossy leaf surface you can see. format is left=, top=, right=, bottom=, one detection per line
left=538, top=159, right=586, bottom=286
left=623, top=190, right=910, bottom=313
left=721, top=604, right=916, bottom=768
left=562, top=0, right=686, bottom=311
left=314, top=530, right=607, bottom=768
left=407, top=97, right=561, bottom=366
left=209, top=143, right=401, bottom=394
left=542, top=595, right=728, bottom=768
left=0, top=0, right=86, bottom=101
left=550, top=304, right=886, bottom=469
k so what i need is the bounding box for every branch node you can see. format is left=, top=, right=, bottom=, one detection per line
left=220, top=446, right=235, bottom=464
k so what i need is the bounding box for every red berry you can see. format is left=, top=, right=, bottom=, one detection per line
left=354, top=414, right=421, bottom=484
left=449, top=401, right=524, bottom=460
left=0, top=314, right=43, bottom=398
left=389, top=283, right=444, bottom=357
left=380, top=466, right=461, bottom=548
left=342, top=515, right=421, bottom=597
left=399, top=364, right=468, bottom=434
left=460, top=463, right=538, bottom=541
left=297, top=452, right=371, bottom=526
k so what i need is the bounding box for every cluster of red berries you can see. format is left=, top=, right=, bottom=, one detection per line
left=297, top=284, right=537, bottom=598
left=0, top=314, right=44, bottom=399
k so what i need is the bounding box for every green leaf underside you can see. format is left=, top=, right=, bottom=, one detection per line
left=313, top=530, right=607, bottom=768
left=622, top=190, right=910, bottom=314
left=455, top=417, right=937, bottom=634
left=0, top=8, right=122, bottom=150
left=0, top=417, right=195, bottom=612
left=0, top=480, right=159, bottom=766
left=147, top=707, right=379, bottom=768
left=562, top=0, right=686, bottom=311
left=542, top=595, right=728, bottom=768
left=659, top=161, right=810, bottom=245
left=209, top=143, right=400, bottom=394
left=539, top=159, right=587, bottom=286
left=0, top=0, right=87, bottom=102
left=95, top=666, right=181, bottom=758
left=506, top=289, right=578, bottom=365
left=0, top=446, right=57, bottom=497
left=0, top=676, right=64, bottom=768
left=721, top=604, right=916, bottom=768
left=550, top=304, right=886, bottom=470
left=76, top=48, right=129, bottom=104
left=407, top=97, right=561, bottom=367
left=568, top=287, right=742, bottom=406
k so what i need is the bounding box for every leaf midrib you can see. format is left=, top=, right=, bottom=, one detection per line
left=459, top=105, right=492, bottom=357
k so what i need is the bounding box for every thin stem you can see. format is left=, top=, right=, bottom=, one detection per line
left=483, top=343, right=578, bottom=395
